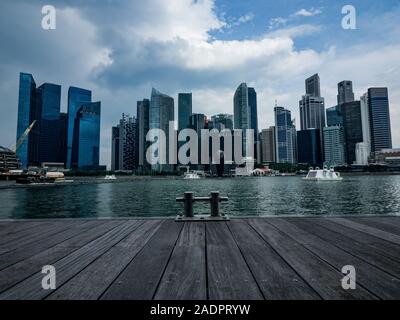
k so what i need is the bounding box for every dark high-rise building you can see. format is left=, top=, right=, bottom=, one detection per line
left=297, top=129, right=322, bottom=167
left=326, top=105, right=343, bottom=126
left=67, top=87, right=92, bottom=168
left=112, top=114, right=138, bottom=171
left=248, top=87, right=258, bottom=143
left=260, top=127, right=276, bottom=163
left=58, top=112, right=68, bottom=166
left=368, top=88, right=392, bottom=152
left=16, top=73, right=36, bottom=168
left=111, top=126, right=120, bottom=171
left=178, top=93, right=192, bottom=132
left=137, top=99, right=150, bottom=168
left=305, top=73, right=321, bottom=97
left=71, top=102, right=101, bottom=169
left=274, top=106, right=296, bottom=164
left=35, top=83, right=62, bottom=165
left=234, top=83, right=252, bottom=157
left=337, top=81, right=355, bottom=105
left=149, top=88, right=174, bottom=172
left=300, top=74, right=325, bottom=130
left=341, top=101, right=363, bottom=165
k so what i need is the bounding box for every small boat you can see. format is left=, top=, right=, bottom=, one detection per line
left=303, top=166, right=343, bottom=181
left=183, top=172, right=201, bottom=179
left=104, top=175, right=117, bottom=180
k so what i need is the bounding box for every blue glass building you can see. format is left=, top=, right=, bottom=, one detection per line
left=71, top=102, right=101, bottom=169
left=326, top=105, right=343, bottom=126
left=368, top=88, right=392, bottom=152
left=274, top=106, right=296, bottom=164
left=248, top=87, right=258, bottom=144
left=36, top=83, right=62, bottom=165
left=341, top=101, right=363, bottom=165
left=16, top=73, right=36, bottom=168
left=297, top=129, right=322, bottom=167
left=67, top=87, right=92, bottom=168
left=178, top=93, right=192, bottom=132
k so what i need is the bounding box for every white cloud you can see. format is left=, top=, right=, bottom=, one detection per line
left=294, top=8, right=322, bottom=17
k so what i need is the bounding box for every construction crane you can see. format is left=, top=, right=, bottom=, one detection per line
left=11, top=120, right=37, bottom=153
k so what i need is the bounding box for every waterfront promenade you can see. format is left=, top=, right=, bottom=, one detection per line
left=0, top=216, right=399, bottom=300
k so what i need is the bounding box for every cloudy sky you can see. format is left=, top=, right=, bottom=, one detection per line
left=1, top=0, right=399, bottom=167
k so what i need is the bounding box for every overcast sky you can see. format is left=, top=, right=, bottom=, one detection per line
left=1, top=0, right=399, bottom=168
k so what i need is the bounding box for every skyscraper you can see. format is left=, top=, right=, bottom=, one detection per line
left=71, top=102, right=101, bottom=169
left=178, top=93, right=192, bottom=132
left=300, top=74, right=325, bottom=131
left=297, top=129, right=322, bottom=167
left=112, top=114, right=138, bottom=171
left=368, top=88, right=392, bottom=152
left=16, top=72, right=36, bottom=168
left=209, top=114, right=233, bottom=131
left=274, top=106, right=296, bottom=164
left=149, top=88, right=174, bottom=172
left=337, top=81, right=355, bottom=105
left=356, top=93, right=371, bottom=165
left=137, top=99, right=150, bottom=168
left=111, top=126, right=120, bottom=171
left=305, top=73, right=321, bottom=97
left=260, top=127, right=276, bottom=163
left=323, top=126, right=347, bottom=167
left=67, top=87, right=92, bottom=168
left=326, top=105, right=343, bottom=126
left=248, top=87, right=259, bottom=143
left=35, top=83, right=62, bottom=165
left=341, top=101, right=363, bottom=165
left=234, top=83, right=251, bottom=157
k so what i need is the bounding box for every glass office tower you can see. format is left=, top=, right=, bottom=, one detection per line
left=297, top=129, right=322, bottom=167
left=67, top=86, right=92, bottom=168
left=137, top=99, right=150, bottom=168
left=368, top=88, right=392, bottom=152
left=16, top=73, right=36, bottom=168
left=71, top=102, right=101, bottom=169
left=274, top=106, right=296, bottom=164
left=178, top=93, right=192, bottom=132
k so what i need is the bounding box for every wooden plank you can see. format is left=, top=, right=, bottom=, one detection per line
left=0, top=221, right=51, bottom=237
left=248, top=219, right=376, bottom=300
left=0, top=220, right=75, bottom=248
left=206, top=222, right=263, bottom=300
left=46, top=220, right=163, bottom=300
left=270, top=218, right=400, bottom=299
left=327, top=218, right=400, bottom=245
left=0, top=221, right=102, bottom=270
left=0, top=220, right=143, bottom=300
left=154, top=222, right=207, bottom=300
left=309, top=218, right=400, bottom=264
left=0, top=220, right=123, bottom=293
left=347, top=217, right=400, bottom=236
left=101, top=220, right=183, bottom=300
left=228, top=220, right=320, bottom=300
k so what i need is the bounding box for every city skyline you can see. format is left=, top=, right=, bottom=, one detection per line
left=1, top=0, right=400, bottom=168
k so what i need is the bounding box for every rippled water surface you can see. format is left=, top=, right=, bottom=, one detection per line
left=0, top=175, right=399, bottom=219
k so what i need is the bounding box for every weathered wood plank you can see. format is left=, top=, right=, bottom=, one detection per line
left=46, top=220, right=163, bottom=300
left=101, top=220, right=183, bottom=300
left=0, top=220, right=123, bottom=293
left=248, top=219, right=376, bottom=300
left=0, top=221, right=101, bottom=270
left=228, top=220, right=320, bottom=300
left=326, top=218, right=400, bottom=245
left=347, top=217, right=400, bottom=236
left=308, top=218, right=400, bottom=264
left=154, top=222, right=207, bottom=300
left=0, top=220, right=143, bottom=300
left=269, top=218, right=400, bottom=299
left=206, top=222, right=263, bottom=300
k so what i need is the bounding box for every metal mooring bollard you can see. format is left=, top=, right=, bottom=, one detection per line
left=176, top=191, right=229, bottom=221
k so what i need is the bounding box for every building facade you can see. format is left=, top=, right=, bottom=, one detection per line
left=274, top=106, right=296, bottom=164
left=368, top=88, right=392, bottom=153
left=137, top=99, right=150, bottom=168
left=337, top=81, right=355, bottom=105
left=341, top=101, right=363, bottom=165
left=323, top=126, right=347, bottom=167
left=149, top=88, right=174, bottom=173
left=297, top=129, right=322, bottom=167
left=178, top=93, right=192, bottom=132
left=260, top=127, right=276, bottom=163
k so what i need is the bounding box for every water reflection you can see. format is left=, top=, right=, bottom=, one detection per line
left=0, top=176, right=399, bottom=219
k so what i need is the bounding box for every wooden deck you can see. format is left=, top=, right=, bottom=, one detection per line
left=0, top=216, right=399, bottom=300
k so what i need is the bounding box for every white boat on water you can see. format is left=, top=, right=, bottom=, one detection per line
left=303, top=167, right=343, bottom=181
left=104, top=175, right=117, bottom=180
left=183, top=172, right=201, bottom=179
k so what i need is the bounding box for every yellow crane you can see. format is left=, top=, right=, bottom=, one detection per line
left=11, top=120, right=37, bottom=153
